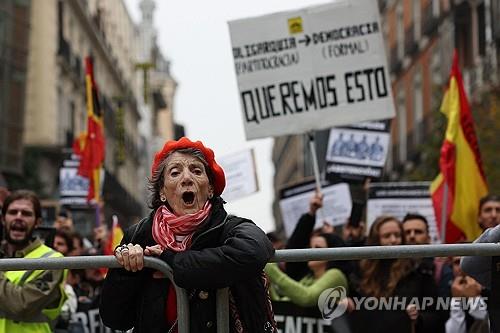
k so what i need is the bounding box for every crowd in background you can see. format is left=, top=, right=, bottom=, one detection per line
left=0, top=185, right=498, bottom=333
left=265, top=192, right=500, bottom=333
left=51, top=211, right=109, bottom=333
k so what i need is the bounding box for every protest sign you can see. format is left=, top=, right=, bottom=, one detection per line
left=367, top=182, right=440, bottom=243
left=279, top=179, right=352, bottom=237
left=219, top=148, right=259, bottom=201
left=228, top=0, right=395, bottom=140
left=325, top=120, right=390, bottom=181
left=273, top=301, right=333, bottom=333
left=59, top=159, right=90, bottom=206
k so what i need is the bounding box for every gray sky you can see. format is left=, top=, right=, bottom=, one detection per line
left=125, top=0, right=328, bottom=232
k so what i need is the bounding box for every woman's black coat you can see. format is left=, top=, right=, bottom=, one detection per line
left=99, top=198, right=275, bottom=333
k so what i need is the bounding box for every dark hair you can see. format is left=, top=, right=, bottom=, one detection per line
left=266, top=231, right=282, bottom=243
left=402, top=213, right=429, bottom=232
left=55, top=228, right=75, bottom=253
left=148, top=148, right=214, bottom=210
left=71, top=231, right=84, bottom=249
left=1, top=190, right=42, bottom=220
left=479, top=194, right=500, bottom=212
left=58, top=209, right=70, bottom=218
left=316, top=233, right=353, bottom=276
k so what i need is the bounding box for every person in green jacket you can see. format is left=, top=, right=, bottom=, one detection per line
left=264, top=233, right=349, bottom=307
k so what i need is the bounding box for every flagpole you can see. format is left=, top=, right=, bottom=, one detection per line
left=307, top=132, right=326, bottom=222
left=441, top=182, right=448, bottom=243
left=95, top=202, right=101, bottom=228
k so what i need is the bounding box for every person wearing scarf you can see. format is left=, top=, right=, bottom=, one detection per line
left=99, top=137, right=276, bottom=333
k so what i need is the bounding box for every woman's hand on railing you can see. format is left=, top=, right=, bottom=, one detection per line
left=114, top=243, right=144, bottom=272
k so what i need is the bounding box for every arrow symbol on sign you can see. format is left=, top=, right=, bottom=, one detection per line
left=298, top=34, right=311, bottom=46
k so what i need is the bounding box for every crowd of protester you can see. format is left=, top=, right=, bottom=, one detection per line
left=0, top=183, right=499, bottom=333
left=265, top=192, right=500, bottom=333
left=50, top=212, right=110, bottom=333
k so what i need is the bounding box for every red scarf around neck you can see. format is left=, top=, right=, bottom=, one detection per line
left=152, top=201, right=212, bottom=252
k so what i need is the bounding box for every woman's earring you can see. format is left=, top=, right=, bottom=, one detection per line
left=208, top=193, right=213, bottom=199
left=160, top=195, right=166, bottom=202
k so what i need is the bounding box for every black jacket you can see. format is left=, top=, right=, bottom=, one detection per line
left=99, top=198, right=276, bottom=333
left=348, top=259, right=443, bottom=333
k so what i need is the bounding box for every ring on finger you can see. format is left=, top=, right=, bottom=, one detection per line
left=120, top=245, right=130, bottom=253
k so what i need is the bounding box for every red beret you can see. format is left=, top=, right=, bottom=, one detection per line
left=151, top=137, right=226, bottom=196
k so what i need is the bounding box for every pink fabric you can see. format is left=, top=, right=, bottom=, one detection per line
left=152, top=202, right=212, bottom=252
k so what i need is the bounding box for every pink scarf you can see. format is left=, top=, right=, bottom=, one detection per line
left=152, top=201, right=212, bottom=252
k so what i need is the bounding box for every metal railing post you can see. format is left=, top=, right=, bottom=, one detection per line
left=216, top=288, right=229, bottom=333
left=490, top=256, right=500, bottom=332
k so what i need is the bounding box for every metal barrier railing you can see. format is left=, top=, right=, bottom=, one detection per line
left=273, top=243, right=500, bottom=262
left=0, top=243, right=499, bottom=332
left=0, top=256, right=230, bottom=333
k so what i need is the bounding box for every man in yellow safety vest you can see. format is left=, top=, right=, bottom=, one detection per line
left=0, top=190, right=67, bottom=333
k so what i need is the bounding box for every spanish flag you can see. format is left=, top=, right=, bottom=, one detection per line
left=104, top=215, right=124, bottom=256
left=75, top=57, right=105, bottom=202
left=430, top=51, right=488, bottom=243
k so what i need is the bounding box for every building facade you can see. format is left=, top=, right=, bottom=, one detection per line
left=0, top=1, right=31, bottom=181
left=382, top=0, right=498, bottom=177
left=16, top=0, right=148, bottom=232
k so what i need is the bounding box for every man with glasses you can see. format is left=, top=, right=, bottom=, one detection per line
left=0, top=190, right=67, bottom=333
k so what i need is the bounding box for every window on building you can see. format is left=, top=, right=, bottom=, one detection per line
left=431, top=48, right=442, bottom=87
left=432, top=0, right=440, bottom=17
left=454, top=2, right=473, bottom=68
left=397, top=90, right=407, bottom=163
left=397, top=3, right=405, bottom=60
left=67, top=101, right=75, bottom=148
left=413, top=0, right=421, bottom=41
left=413, top=69, right=423, bottom=146
left=478, top=3, right=486, bottom=57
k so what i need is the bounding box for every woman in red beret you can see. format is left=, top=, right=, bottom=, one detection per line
left=100, top=137, right=276, bottom=333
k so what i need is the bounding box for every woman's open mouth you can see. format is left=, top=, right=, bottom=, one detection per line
left=182, top=191, right=195, bottom=205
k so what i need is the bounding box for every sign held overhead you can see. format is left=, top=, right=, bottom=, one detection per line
left=228, top=0, right=395, bottom=140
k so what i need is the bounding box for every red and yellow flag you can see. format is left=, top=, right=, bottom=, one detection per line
left=430, top=51, right=488, bottom=243
left=75, top=57, right=106, bottom=202
left=104, top=215, right=124, bottom=256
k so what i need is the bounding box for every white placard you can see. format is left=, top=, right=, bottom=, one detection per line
left=219, top=148, right=259, bottom=202
left=367, top=182, right=440, bottom=244
left=228, top=0, right=395, bottom=140
left=279, top=181, right=352, bottom=237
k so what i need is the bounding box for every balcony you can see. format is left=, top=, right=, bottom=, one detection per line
left=422, top=3, right=439, bottom=37
left=404, top=24, right=418, bottom=57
